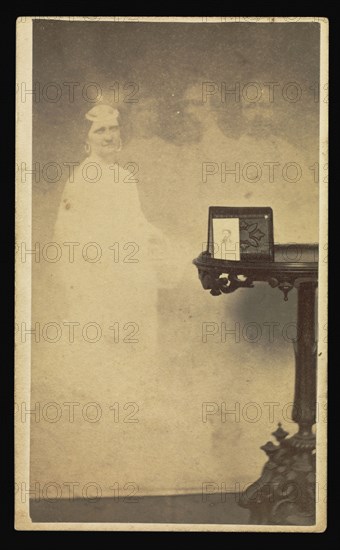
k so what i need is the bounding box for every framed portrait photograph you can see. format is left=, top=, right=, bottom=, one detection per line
left=208, top=206, right=274, bottom=261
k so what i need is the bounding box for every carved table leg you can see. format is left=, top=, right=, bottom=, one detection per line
left=239, top=281, right=317, bottom=525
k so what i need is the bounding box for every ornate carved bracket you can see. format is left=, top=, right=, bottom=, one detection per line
left=198, top=269, right=254, bottom=296
left=268, top=277, right=294, bottom=301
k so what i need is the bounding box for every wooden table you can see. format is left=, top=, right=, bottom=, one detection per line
left=193, top=244, right=318, bottom=525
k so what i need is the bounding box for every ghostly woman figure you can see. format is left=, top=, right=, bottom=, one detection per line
left=52, top=104, right=164, bottom=370
left=31, top=105, right=174, bottom=489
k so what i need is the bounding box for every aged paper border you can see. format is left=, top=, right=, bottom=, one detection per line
left=15, top=15, right=328, bottom=532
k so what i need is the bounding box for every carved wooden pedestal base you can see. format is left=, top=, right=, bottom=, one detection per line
left=239, top=423, right=316, bottom=525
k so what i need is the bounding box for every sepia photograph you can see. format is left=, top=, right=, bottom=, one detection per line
left=212, top=217, right=240, bottom=261
left=15, top=16, right=328, bottom=531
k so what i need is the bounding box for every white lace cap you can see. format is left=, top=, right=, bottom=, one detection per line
left=85, top=104, right=119, bottom=127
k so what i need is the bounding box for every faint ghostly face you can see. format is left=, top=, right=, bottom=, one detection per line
left=242, top=100, right=274, bottom=120
left=241, top=100, right=275, bottom=136
left=182, top=83, right=216, bottom=129
left=87, top=122, right=121, bottom=160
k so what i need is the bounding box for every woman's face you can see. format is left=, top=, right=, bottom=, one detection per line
left=87, top=123, right=121, bottom=160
